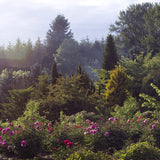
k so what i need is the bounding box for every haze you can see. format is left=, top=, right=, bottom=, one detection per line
left=0, top=0, right=159, bottom=46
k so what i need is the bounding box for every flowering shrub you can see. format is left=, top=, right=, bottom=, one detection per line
left=152, top=124, right=160, bottom=148
left=13, top=129, right=42, bottom=158
left=0, top=111, right=159, bottom=159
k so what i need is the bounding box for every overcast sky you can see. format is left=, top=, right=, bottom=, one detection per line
left=0, top=0, right=159, bottom=46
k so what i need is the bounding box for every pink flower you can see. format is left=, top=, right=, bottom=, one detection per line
left=21, top=140, right=27, bottom=147
left=15, top=131, right=20, bottom=134
left=108, top=117, right=113, bottom=121
left=90, top=125, right=96, bottom=129
left=2, top=129, right=6, bottom=134
left=9, top=123, right=14, bottom=126
left=7, top=145, right=12, bottom=150
left=113, top=117, right=118, bottom=122
left=97, top=127, right=100, bottom=131
left=90, top=130, right=97, bottom=135
left=6, top=127, right=10, bottom=132
left=86, top=127, right=91, bottom=130
left=127, top=119, right=130, bottom=123
left=84, top=131, right=88, bottom=135
left=48, top=123, right=52, bottom=127
left=9, top=131, right=14, bottom=136
left=64, top=140, right=70, bottom=145
left=67, top=141, right=73, bottom=147
left=138, top=115, right=142, bottom=121
left=34, top=121, right=39, bottom=125
left=152, top=125, right=156, bottom=129
left=53, top=147, right=57, bottom=150
left=104, top=132, right=109, bottom=136
left=86, top=119, right=90, bottom=124
left=0, top=136, right=2, bottom=141
left=17, top=124, right=21, bottom=128
left=57, top=139, right=61, bottom=142
left=2, top=139, right=6, bottom=146
left=36, top=126, right=40, bottom=130
left=142, top=119, right=147, bottom=124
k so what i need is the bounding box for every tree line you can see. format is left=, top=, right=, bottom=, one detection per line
left=0, top=2, right=160, bottom=122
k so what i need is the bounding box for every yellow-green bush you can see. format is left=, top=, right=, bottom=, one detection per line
left=66, top=148, right=113, bottom=160
left=122, top=142, right=160, bottom=160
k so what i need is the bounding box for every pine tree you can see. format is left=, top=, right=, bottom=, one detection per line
left=46, top=14, right=73, bottom=56
left=51, top=60, right=59, bottom=85
left=101, top=34, right=118, bottom=71
left=76, top=63, right=95, bottom=95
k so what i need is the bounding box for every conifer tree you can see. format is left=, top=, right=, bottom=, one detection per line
left=101, top=34, right=118, bottom=71
left=105, top=66, right=128, bottom=107
left=76, top=63, right=95, bottom=95
left=46, top=14, right=73, bottom=56
left=51, top=60, right=59, bottom=85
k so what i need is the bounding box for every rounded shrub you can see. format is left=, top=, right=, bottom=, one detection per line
left=122, top=142, right=160, bottom=160
left=66, top=148, right=113, bottom=160
left=104, top=128, right=128, bottom=153
left=152, top=126, right=160, bottom=148
left=86, top=127, right=127, bottom=153
left=130, top=129, right=142, bottom=143
left=13, top=129, right=42, bottom=158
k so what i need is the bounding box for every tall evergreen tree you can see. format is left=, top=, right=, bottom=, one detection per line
left=51, top=60, right=59, bottom=85
left=46, top=14, right=73, bottom=56
left=101, top=34, right=118, bottom=71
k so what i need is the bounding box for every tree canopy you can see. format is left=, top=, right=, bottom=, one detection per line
left=110, top=3, right=160, bottom=57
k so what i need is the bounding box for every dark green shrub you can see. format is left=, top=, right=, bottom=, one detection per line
left=122, top=142, right=160, bottom=160
left=152, top=125, right=160, bottom=148
left=130, top=129, right=142, bottom=143
left=86, top=127, right=127, bottom=153
left=104, top=128, right=128, bottom=152
left=14, top=129, right=42, bottom=158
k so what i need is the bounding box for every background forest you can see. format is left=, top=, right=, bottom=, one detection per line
left=0, top=2, right=160, bottom=159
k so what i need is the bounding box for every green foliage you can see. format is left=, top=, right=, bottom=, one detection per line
left=101, top=34, right=118, bottom=71
left=38, top=74, right=97, bottom=121
left=1, top=87, right=33, bottom=121
left=120, top=53, right=160, bottom=99
left=32, top=75, right=50, bottom=100
left=66, top=148, right=113, bottom=160
left=15, top=100, right=48, bottom=126
left=122, top=142, right=160, bottom=160
left=0, top=69, right=13, bottom=99
left=93, top=68, right=110, bottom=95
left=105, top=66, right=129, bottom=107
left=46, top=14, right=73, bottom=56
left=110, top=3, right=160, bottom=57
left=14, top=129, right=42, bottom=158
left=152, top=125, right=160, bottom=148
left=30, top=63, right=42, bottom=82
left=139, top=83, right=160, bottom=112
left=55, top=39, right=80, bottom=75
left=51, top=60, right=59, bottom=85
left=85, top=125, right=127, bottom=153
left=111, top=96, right=139, bottom=120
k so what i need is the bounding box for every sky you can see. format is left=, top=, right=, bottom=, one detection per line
left=0, top=0, right=159, bottom=46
